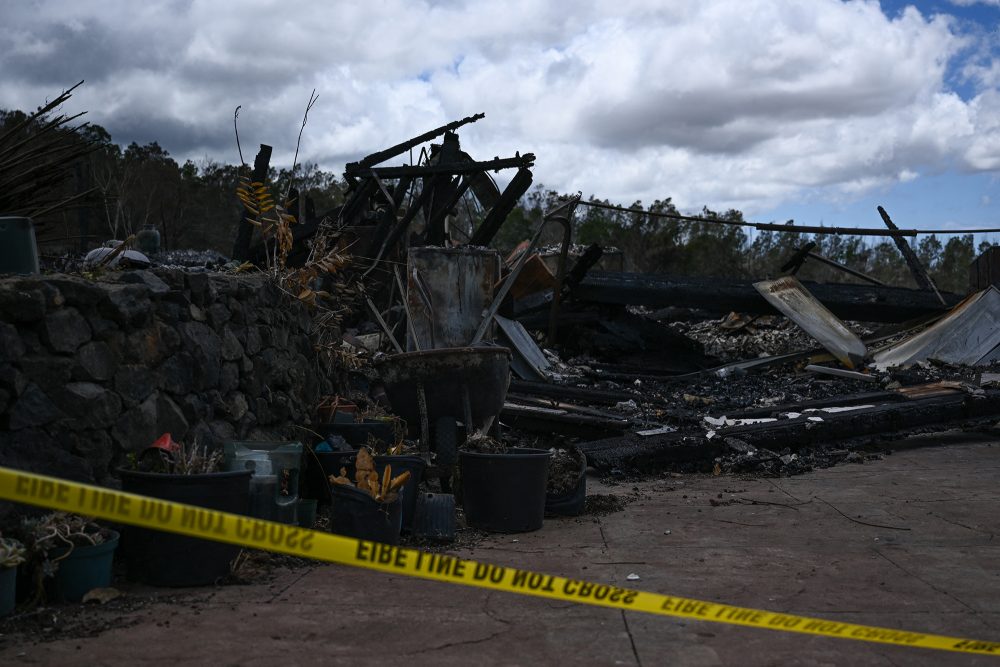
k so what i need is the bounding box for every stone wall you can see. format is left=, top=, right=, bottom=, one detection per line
left=0, top=269, right=334, bottom=492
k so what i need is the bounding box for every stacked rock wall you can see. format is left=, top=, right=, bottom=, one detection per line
left=0, top=269, right=333, bottom=492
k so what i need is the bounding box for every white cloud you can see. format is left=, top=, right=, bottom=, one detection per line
left=950, top=0, right=1000, bottom=6
left=1, top=0, right=999, bottom=215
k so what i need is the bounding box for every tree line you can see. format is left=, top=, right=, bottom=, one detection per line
left=2, top=106, right=987, bottom=294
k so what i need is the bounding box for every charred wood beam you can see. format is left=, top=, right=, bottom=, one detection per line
left=340, top=178, right=377, bottom=226
left=500, top=404, right=628, bottom=438
left=718, top=391, right=1000, bottom=450
left=232, top=143, right=271, bottom=261
left=782, top=242, right=887, bottom=287
left=392, top=175, right=414, bottom=209
left=574, top=271, right=960, bottom=323
left=508, top=379, right=641, bottom=406
left=564, top=243, right=604, bottom=292
left=426, top=175, right=476, bottom=245
left=580, top=434, right=720, bottom=471
left=723, top=391, right=907, bottom=419
left=348, top=155, right=534, bottom=180
left=580, top=390, right=1000, bottom=471
left=346, top=113, right=485, bottom=171
left=877, top=206, right=945, bottom=305
left=469, top=166, right=534, bottom=246
left=362, top=176, right=440, bottom=277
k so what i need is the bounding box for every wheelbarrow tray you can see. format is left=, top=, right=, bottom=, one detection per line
left=375, top=347, right=510, bottom=436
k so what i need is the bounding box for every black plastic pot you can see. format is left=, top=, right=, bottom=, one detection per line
left=546, top=453, right=588, bottom=517
left=459, top=448, right=551, bottom=533
left=329, top=484, right=402, bottom=545
left=312, top=450, right=359, bottom=497
left=412, top=492, right=456, bottom=542
left=118, top=469, right=251, bottom=586
left=373, top=454, right=425, bottom=532
left=0, top=566, right=14, bottom=616
left=297, top=499, right=318, bottom=528
left=319, top=420, right=395, bottom=447
left=546, top=475, right=587, bottom=517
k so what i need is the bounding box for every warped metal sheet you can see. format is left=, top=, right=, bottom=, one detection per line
left=496, top=314, right=551, bottom=381
left=753, top=276, right=867, bottom=369
left=873, top=286, right=1000, bottom=370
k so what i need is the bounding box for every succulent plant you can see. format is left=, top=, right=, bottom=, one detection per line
left=0, top=536, right=26, bottom=569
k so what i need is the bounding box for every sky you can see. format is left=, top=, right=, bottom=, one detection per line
left=1, top=0, right=1000, bottom=235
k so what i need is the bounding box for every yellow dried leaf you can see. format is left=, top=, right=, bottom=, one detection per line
left=388, top=470, right=411, bottom=493
left=356, top=448, right=374, bottom=472
left=380, top=464, right=392, bottom=498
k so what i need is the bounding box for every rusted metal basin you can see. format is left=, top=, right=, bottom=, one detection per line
left=375, top=347, right=511, bottom=435
left=406, top=246, right=500, bottom=350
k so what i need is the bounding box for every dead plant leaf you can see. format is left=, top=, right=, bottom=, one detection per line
left=82, top=587, right=122, bottom=605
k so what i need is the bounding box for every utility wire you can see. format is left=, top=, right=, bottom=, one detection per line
left=575, top=198, right=1000, bottom=238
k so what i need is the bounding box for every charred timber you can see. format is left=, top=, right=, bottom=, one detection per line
left=346, top=113, right=485, bottom=171
left=500, top=404, right=628, bottom=438
left=574, top=271, right=961, bottom=322
left=580, top=389, right=1000, bottom=471
left=346, top=154, right=535, bottom=179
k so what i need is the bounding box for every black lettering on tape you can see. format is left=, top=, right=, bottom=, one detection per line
left=16, top=476, right=70, bottom=505
left=953, top=641, right=1000, bottom=653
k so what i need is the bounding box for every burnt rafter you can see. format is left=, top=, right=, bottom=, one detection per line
left=347, top=154, right=535, bottom=180
left=346, top=112, right=485, bottom=171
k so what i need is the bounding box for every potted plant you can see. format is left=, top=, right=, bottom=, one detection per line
left=459, top=435, right=551, bottom=533
left=24, top=513, right=118, bottom=603
left=118, top=433, right=251, bottom=587
left=545, top=446, right=588, bottom=517
left=0, top=535, right=26, bottom=615
left=328, top=448, right=411, bottom=545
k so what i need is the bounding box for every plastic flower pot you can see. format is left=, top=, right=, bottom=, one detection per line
left=118, top=469, right=251, bottom=587
left=373, top=454, right=425, bottom=532
left=223, top=441, right=303, bottom=524
left=47, top=530, right=119, bottom=602
left=329, top=483, right=402, bottom=545
left=459, top=448, right=551, bottom=533
left=0, top=567, right=16, bottom=616
left=412, top=492, right=456, bottom=542
left=311, top=451, right=359, bottom=504
left=319, top=420, right=395, bottom=447
left=545, top=452, right=588, bottom=517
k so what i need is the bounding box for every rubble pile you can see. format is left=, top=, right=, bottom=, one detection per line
left=4, top=107, right=1000, bottom=555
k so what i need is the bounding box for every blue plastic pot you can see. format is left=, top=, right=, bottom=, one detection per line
left=47, top=530, right=119, bottom=602
left=0, top=566, right=15, bottom=616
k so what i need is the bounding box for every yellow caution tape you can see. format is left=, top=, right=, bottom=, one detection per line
left=1, top=466, right=998, bottom=657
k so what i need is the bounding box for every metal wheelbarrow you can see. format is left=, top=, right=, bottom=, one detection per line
left=375, top=346, right=511, bottom=485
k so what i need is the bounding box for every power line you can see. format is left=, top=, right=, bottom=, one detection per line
left=575, top=199, right=1000, bottom=238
